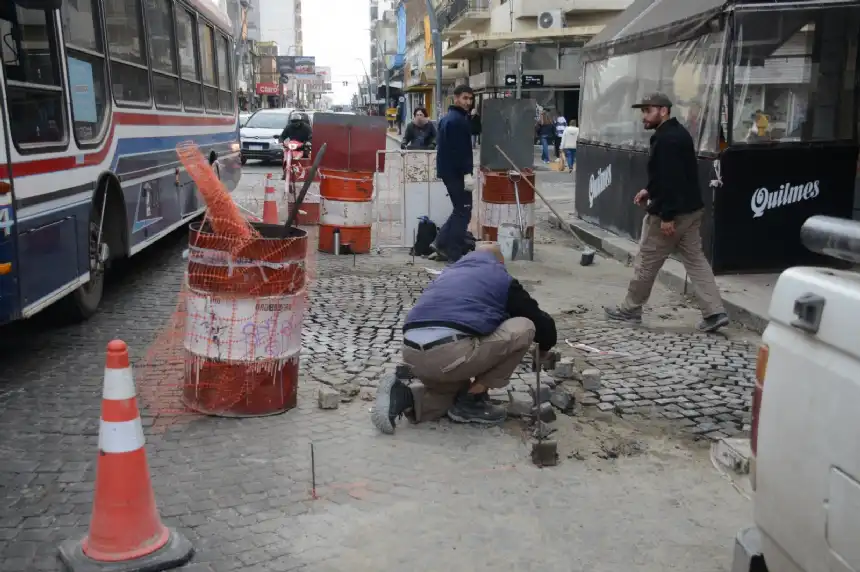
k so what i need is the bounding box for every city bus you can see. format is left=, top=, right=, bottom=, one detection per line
left=0, top=0, right=241, bottom=325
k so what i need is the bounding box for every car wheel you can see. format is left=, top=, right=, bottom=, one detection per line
left=241, top=155, right=247, bottom=165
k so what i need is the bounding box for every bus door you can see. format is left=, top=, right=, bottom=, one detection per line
left=0, top=17, right=20, bottom=324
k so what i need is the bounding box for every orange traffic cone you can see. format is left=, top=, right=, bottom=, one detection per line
left=58, top=340, right=193, bottom=572
left=262, top=173, right=279, bottom=224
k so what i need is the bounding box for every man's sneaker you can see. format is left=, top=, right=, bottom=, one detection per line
left=447, top=391, right=507, bottom=425
left=604, top=306, right=643, bottom=324
left=371, top=374, right=414, bottom=435
left=698, top=313, right=730, bottom=333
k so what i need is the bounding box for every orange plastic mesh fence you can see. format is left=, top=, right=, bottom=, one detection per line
left=134, top=144, right=318, bottom=430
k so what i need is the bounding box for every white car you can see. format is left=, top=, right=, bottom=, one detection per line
left=240, top=108, right=296, bottom=165
left=239, top=112, right=253, bottom=127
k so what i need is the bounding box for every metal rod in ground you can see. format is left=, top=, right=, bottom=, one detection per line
left=412, top=228, right=416, bottom=264
left=310, top=442, right=317, bottom=500
left=285, top=143, right=328, bottom=232
left=535, top=347, right=542, bottom=444
left=494, top=145, right=587, bottom=249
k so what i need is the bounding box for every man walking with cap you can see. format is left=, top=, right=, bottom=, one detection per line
left=604, top=93, right=729, bottom=333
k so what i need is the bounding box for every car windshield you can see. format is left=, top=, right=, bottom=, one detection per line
left=245, top=112, right=290, bottom=129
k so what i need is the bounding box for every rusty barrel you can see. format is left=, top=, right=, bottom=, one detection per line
left=318, top=168, right=374, bottom=254
left=480, top=169, right=536, bottom=242
left=287, top=158, right=321, bottom=226
left=182, top=222, right=308, bottom=417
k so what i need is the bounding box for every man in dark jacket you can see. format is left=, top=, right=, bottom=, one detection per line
left=604, top=93, right=728, bottom=333
left=371, top=243, right=557, bottom=433
left=432, top=85, right=476, bottom=262
left=401, top=107, right=437, bottom=149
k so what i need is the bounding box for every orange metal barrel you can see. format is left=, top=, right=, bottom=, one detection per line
left=480, top=169, right=536, bottom=242
left=318, top=169, right=374, bottom=254
left=182, top=222, right=308, bottom=417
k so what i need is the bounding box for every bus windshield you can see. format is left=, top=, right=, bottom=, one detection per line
left=245, top=112, right=290, bottom=129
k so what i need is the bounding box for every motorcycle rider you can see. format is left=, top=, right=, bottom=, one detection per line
left=279, top=111, right=312, bottom=157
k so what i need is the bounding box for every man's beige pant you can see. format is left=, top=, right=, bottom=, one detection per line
left=623, top=209, right=724, bottom=317
left=402, top=317, right=536, bottom=422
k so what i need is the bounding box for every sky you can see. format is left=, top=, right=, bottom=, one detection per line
left=303, top=0, right=393, bottom=105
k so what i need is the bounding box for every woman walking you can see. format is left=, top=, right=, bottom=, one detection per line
left=471, top=108, right=482, bottom=149
left=561, top=119, right=579, bottom=172
left=538, top=113, right=554, bottom=164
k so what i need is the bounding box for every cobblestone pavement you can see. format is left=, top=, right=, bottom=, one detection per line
left=0, top=163, right=755, bottom=571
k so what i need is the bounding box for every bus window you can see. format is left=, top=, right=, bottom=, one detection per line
left=62, top=0, right=110, bottom=144
left=103, top=0, right=150, bottom=105
left=145, top=0, right=181, bottom=108
left=0, top=4, right=66, bottom=147
left=199, top=23, right=219, bottom=111
left=176, top=7, right=203, bottom=110
left=217, top=35, right=233, bottom=113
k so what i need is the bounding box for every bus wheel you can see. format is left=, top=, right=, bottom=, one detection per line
left=67, top=199, right=109, bottom=320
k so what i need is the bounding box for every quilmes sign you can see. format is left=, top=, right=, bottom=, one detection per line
left=750, top=180, right=820, bottom=218
left=588, top=165, right=612, bottom=208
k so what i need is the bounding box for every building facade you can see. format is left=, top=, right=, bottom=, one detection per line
left=392, top=0, right=633, bottom=121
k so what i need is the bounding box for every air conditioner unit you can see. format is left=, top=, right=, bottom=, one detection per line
left=538, top=10, right=565, bottom=30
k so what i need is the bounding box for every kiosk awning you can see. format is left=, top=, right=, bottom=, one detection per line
left=584, top=0, right=839, bottom=62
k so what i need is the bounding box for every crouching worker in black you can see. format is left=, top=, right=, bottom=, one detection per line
left=371, top=243, right=557, bottom=434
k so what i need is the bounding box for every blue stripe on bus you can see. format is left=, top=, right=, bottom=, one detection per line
left=109, top=130, right=239, bottom=170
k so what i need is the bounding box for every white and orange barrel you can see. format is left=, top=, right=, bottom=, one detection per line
left=479, top=169, right=537, bottom=242
left=182, top=222, right=309, bottom=417
left=318, top=168, right=374, bottom=254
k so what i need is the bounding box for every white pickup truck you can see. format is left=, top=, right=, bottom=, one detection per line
left=732, top=216, right=860, bottom=572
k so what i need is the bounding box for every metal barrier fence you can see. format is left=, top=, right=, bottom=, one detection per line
left=372, top=149, right=489, bottom=252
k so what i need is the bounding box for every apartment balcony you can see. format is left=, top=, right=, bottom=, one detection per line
left=437, top=0, right=490, bottom=36
left=515, top=0, right=633, bottom=18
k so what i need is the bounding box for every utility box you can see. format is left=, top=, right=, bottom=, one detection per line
left=479, top=99, right=536, bottom=171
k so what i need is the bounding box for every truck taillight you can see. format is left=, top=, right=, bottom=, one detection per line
left=751, top=344, right=769, bottom=456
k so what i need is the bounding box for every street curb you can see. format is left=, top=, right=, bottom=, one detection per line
left=549, top=214, right=769, bottom=334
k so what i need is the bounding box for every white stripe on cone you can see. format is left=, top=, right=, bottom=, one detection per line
left=98, top=419, right=146, bottom=454
left=102, top=368, right=137, bottom=400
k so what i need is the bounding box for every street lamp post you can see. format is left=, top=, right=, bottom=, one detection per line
left=355, top=58, right=373, bottom=112
left=425, top=0, right=443, bottom=120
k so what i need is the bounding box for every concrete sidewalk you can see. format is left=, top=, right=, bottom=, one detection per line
left=549, top=214, right=775, bottom=334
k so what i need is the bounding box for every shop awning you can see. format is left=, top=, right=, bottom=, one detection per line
left=443, top=25, right=605, bottom=59
left=584, top=0, right=826, bottom=62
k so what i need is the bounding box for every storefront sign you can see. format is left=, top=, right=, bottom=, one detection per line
left=503, top=74, right=545, bottom=87
left=712, top=145, right=859, bottom=272
left=588, top=164, right=612, bottom=207
left=256, top=82, right=279, bottom=95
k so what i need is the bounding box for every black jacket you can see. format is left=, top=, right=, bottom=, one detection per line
left=402, top=121, right=437, bottom=149
left=279, top=121, right=312, bottom=144
left=506, top=279, right=557, bottom=352
left=470, top=114, right=481, bottom=135
left=436, top=106, right=473, bottom=179
left=646, top=118, right=704, bottom=222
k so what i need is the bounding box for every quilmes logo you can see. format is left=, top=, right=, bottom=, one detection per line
left=750, top=180, right=821, bottom=218
left=588, top=165, right=612, bottom=208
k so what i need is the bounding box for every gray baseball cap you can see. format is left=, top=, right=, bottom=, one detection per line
left=632, top=93, right=673, bottom=109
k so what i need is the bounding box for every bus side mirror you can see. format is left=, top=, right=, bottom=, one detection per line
left=13, top=0, right=62, bottom=9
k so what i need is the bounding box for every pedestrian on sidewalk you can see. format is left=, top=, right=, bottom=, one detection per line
left=470, top=107, right=482, bottom=149
left=561, top=119, right=579, bottom=172
left=401, top=107, right=437, bottom=150
left=604, top=93, right=729, bottom=333
left=371, top=243, right=557, bottom=433
left=432, top=85, right=476, bottom=262
left=554, top=113, right=567, bottom=159
left=538, top=113, right=554, bottom=164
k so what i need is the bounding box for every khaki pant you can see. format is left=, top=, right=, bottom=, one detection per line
left=623, top=209, right=724, bottom=317
left=402, top=318, right=536, bottom=422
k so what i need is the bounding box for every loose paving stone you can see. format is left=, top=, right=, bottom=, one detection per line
left=318, top=387, right=340, bottom=409
left=535, top=402, right=557, bottom=423
left=550, top=389, right=575, bottom=414
left=581, top=368, right=602, bottom=391
left=553, top=358, right=577, bottom=379
left=507, top=393, right=533, bottom=418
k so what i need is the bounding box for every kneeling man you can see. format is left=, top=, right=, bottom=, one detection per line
left=372, top=243, right=557, bottom=433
